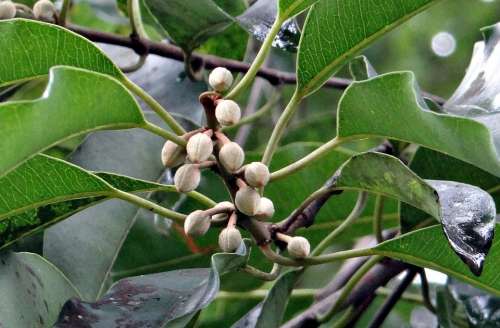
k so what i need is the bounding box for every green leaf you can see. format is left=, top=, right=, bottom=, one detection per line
left=0, top=19, right=122, bottom=87
left=333, top=152, right=496, bottom=275
left=279, top=0, right=319, bottom=19
left=143, top=0, right=234, bottom=52
left=0, top=66, right=145, bottom=178
left=373, top=225, right=500, bottom=295
left=232, top=270, right=302, bottom=328
left=55, top=241, right=251, bottom=327
left=0, top=252, right=80, bottom=327
left=296, top=0, right=439, bottom=96
left=43, top=114, right=193, bottom=301
left=337, top=72, right=500, bottom=177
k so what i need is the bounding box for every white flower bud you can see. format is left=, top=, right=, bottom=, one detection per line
left=0, top=1, right=15, bottom=19
left=218, top=227, right=242, bottom=252
left=161, top=140, right=185, bottom=168
left=208, top=67, right=233, bottom=92
left=174, top=164, right=200, bottom=192
left=254, top=197, right=274, bottom=220
left=235, top=186, right=260, bottom=216
left=219, top=142, right=244, bottom=172
left=215, top=100, right=241, bottom=126
left=186, top=133, right=213, bottom=163
left=184, top=210, right=211, bottom=236
left=244, top=162, right=270, bottom=188
left=212, top=201, right=234, bottom=221
left=287, top=236, right=311, bottom=259
left=33, top=0, right=56, bottom=21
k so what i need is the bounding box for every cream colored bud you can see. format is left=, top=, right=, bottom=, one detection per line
left=33, top=0, right=56, bottom=21
left=184, top=210, right=210, bottom=236
left=209, top=67, right=233, bottom=92
left=254, top=197, right=274, bottom=220
left=174, top=164, right=200, bottom=192
left=215, top=100, right=241, bottom=126
left=0, top=1, right=15, bottom=19
left=161, top=140, right=185, bottom=168
left=212, top=201, right=234, bottom=221
left=287, top=236, right=311, bottom=259
left=235, top=186, right=260, bottom=216
left=218, top=227, right=242, bottom=252
left=186, top=133, right=213, bottom=163
left=219, top=142, right=244, bottom=172
left=244, top=162, right=270, bottom=188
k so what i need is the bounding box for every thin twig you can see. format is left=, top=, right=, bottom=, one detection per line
left=418, top=268, right=437, bottom=313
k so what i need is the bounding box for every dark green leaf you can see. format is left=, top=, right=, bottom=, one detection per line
left=0, top=19, right=121, bottom=86
left=232, top=270, right=302, bottom=328
left=297, top=0, right=440, bottom=96
left=55, top=241, right=251, bottom=327
left=0, top=252, right=80, bottom=327
left=0, top=66, right=145, bottom=177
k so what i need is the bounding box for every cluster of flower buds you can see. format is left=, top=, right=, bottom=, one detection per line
left=165, top=67, right=311, bottom=256
left=0, top=0, right=56, bottom=21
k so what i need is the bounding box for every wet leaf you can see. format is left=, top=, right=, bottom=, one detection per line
left=237, top=0, right=300, bottom=52
left=297, top=0, right=440, bottom=96
left=334, top=152, right=496, bottom=275
left=0, top=19, right=122, bottom=87
left=0, top=252, right=80, bottom=327
left=0, top=66, right=145, bottom=178
left=232, top=270, right=302, bottom=328
left=55, top=241, right=251, bottom=327
left=337, top=72, right=500, bottom=177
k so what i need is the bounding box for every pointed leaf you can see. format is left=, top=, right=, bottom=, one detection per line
left=0, top=252, right=80, bottom=327
left=373, top=225, right=500, bottom=295
left=297, top=0, right=440, bottom=96
left=334, top=152, right=496, bottom=275
left=0, top=19, right=122, bottom=87
left=0, top=66, right=145, bottom=177
left=55, top=241, right=251, bottom=327
left=337, top=72, right=500, bottom=177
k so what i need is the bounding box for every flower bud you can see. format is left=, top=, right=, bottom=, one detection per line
left=212, top=201, right=234, bottom=221
left=184, top=210, right=210, bottom=236
left=161, top=140, right=185, bottom=168
left=215, top=100, right=241, bottom=126
left=174, top=164, right=200, bottom=192
left=208, top=67, right=233, bottom=92
left=244, top=162, right=270, bottom=188
left=287, top=236, right=311, bottom=259
left=219, top=142, right=244, bottom=172
left=0, top=1, right=16, bottom=19
left=254, top=197, right=274, bottom=220
left=33, top=0, right=56, bottom=21
left=218, top=227, right=242, bottom=252
left=186, top=133, right=213, bottom=163
left=235, top=186, right=260, bottom=216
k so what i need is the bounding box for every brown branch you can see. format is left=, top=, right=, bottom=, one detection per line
left=68, top=25, right=446, bottom=105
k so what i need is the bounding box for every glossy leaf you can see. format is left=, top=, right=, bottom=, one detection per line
left=0, top=66, right=145, bottom=178
left=337, top=72, right=500, bottom=177
left=297, top=0, right=439, bottom=96
left=232, top=270, right=301, bottom=328
left=237, top=0, right=300, bottom=52
left=334, top=152, right=496, bottom=275
left=373, top=225, right=500, bottom=295
left=0, top=19, right=121, bottom=87
left=55, top=241, right=251, bottom=327
left=43, top=114, right=191, bottom=301
left=0, top=252, right=80, bottom=327
left=143, top=0, right=234, bottom=52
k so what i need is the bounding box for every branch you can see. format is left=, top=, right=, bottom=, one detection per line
left=68, top=25, right=446, bottom=104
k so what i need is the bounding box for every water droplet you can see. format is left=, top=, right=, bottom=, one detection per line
left=431, top=31, right=456, bottom=57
